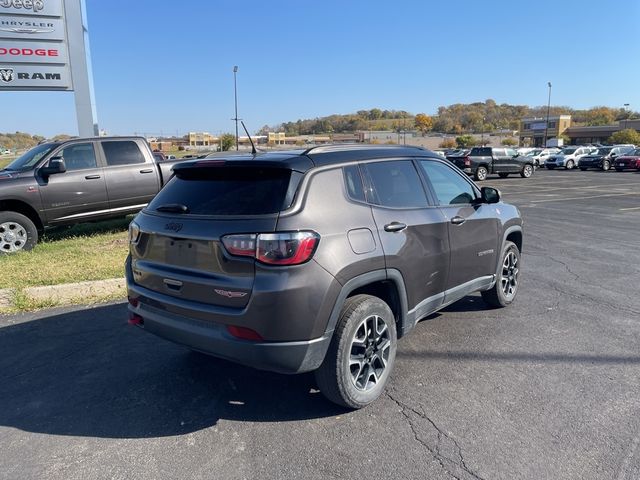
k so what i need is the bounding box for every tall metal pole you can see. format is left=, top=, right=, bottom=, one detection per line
left=233, top=66, right=239, bottom=151
left=623, top=103, right=630, bottom=130
left=543, top=82, right=552, bottom=148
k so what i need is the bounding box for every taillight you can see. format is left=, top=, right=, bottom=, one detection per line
left=221, top=234, right=256, bottom=256
left=221, top=231, right=320, bottom=266
left=464, top=156, right=471, bottom=167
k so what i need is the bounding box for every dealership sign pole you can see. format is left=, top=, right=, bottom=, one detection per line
left=0, top=0, right=98, bottom=136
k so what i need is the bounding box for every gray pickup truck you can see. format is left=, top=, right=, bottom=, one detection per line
left=0, top=136, right=181, bottom=253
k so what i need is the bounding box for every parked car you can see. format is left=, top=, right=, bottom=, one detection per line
left=614, top=148, right=640, bottom=171
left=0, top=136, right=183, bottom=253
left=1, top=149, right=11, bottom=155
left=578, top=146, right=635, bottom=171
left=451, top=146, right=535, bottom=180
left=545, top=146, right=594, bottom=170
left=126, top=145, right=524, bottom=408
left=525, top=148, right=560, bottom=167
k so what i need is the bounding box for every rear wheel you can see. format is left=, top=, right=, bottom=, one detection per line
left=566, top=160, right=575, bottom=170
left=315, top=294, right=397, bottom=409
left=520, top=164, right=534, bottom=178
left=602, top=160, right=610, bottom=171
left=498, top=172, right=509, bottom=178
left=474, top=166, right=488, bottom=181
left=481, top=241, right=520, bottom=308
left=0, top=212, right=38, bottom=254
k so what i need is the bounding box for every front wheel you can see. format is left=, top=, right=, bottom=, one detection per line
left=474, top=166, right=488, bottom=181
left=315, top=294, right=397, bottom=409
left=602, top=160, right=610, bottom=171
left=520, top=164, right=534, bottom=178
left=481, top=240, right=520, bottom=308
left=0, top=211, right=38, bottom=254
left=566, top=160, right=575, bottom=170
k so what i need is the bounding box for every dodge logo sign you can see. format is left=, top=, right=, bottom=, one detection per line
left=0, top=68, right=13, bottom=83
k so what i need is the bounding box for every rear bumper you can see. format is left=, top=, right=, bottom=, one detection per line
left=125, top=257, right=335, bottom=374
left=128, top=298, right=331, bottom=374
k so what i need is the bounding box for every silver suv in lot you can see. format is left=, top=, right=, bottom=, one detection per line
left=126, top=145, right=524, bottom=408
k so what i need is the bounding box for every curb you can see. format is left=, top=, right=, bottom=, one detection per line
left=0, top=278, right=126, bottom=310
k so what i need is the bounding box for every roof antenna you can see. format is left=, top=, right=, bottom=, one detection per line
left=241, top=121, right=257, bottom=155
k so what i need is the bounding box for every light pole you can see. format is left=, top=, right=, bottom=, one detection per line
left=543, top=82, right=552, bottom=148
left=233, top=66, right=239, bottom=151
left=624, top=103, right=630, bottom=130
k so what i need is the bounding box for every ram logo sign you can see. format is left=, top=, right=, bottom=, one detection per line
left=0, top=66, right=12, bottom=82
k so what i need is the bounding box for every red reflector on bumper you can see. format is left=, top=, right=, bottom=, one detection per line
left=128, top=313, right=144, bottom=326
left=226, top=325, right=263, bottom=341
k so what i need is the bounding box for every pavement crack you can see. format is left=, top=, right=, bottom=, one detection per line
left=386, top=390, right=485, bottom=480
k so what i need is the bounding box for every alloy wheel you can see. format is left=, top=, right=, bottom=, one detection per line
left=349, top=315, right=391, bottom=391
left=0, top=221, right=28, bottom=253
left=501, top=250, right=519, bottom=299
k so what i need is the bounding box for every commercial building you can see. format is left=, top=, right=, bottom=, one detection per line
left=565, top=119, right=640, bottom=145
left=188, top=132, right=214, bottom=147
left=519, top=115, right=572, bottom=147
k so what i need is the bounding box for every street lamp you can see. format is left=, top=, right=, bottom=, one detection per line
left=233, top=66, right=239, bottom=151
left=624, top=103, right=630, bottom=130
left=543, top=82, right=552, bottom=148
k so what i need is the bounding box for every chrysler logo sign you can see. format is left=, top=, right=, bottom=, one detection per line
left=0, top=0, right=45, bottom=13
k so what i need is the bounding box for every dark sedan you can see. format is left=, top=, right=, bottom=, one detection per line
left=578, top=146, right=633, bottom=171
left=614, top=148, right=640, bottom=171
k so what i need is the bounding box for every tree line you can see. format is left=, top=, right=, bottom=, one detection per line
left=259, top=101, right=638, bottom=136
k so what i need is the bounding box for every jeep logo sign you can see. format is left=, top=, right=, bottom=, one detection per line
left=0, top=0, right=62, bottom=16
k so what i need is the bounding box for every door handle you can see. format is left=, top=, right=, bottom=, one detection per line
left=451, top=216, right=466, bottom=225
left=384, top=222, right=407, bottom=232
left=84, top=175, right=101, bottom=179
left=139, top=169, right=154, bottom=174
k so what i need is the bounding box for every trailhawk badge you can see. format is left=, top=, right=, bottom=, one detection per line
left=214, top=289, right=247, bottom=299
left=0, top=68, right=14, bottom=83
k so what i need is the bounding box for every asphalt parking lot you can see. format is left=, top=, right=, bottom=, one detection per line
left=1, top=169, right=639, bottom=480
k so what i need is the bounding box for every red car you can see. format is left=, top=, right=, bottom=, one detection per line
left=614, top=148, right=640, bottom=171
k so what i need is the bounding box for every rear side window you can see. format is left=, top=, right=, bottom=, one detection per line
left=361, top=160, right=427, bottom=208
left=343, top=165, right=366, bottom=202
left=148, top=167, right=294, bottom=215
left=102, top=141, right=145, bottom=166
left=470, top=147, right=492, bottom=156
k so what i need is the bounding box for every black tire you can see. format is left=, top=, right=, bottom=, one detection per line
left=0, top=211, right=38, bottom=254
left=498, top=172, right=509, bottom=178
left=579, top=168, right=587, bottom=171
left=520, top=164, right=534, bottom=178
left=474, top=166, right=488, bottom=181
left=602, top=160, right=610, bottom=171
left=481, top=240, right=520, bottom=308
left=566, top=160, right=575, bottom=170
left=315, top=294, right=397, bottom=409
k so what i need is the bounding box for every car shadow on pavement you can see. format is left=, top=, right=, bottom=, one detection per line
left=0, top=303, right=343, bottom=440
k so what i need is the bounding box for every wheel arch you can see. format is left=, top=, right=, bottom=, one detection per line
left=0, top=199, right=44, bottom=233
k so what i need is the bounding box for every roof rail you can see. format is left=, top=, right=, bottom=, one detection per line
left=302, top=143, right=427, bottom=155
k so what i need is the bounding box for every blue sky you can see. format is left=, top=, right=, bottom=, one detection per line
left=1, top=0, right=639, bottom=137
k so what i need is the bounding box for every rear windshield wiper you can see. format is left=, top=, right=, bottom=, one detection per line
left=155, top=203, right=190, bottom=213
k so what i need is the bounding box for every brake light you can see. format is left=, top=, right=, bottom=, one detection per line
left=222, top=231, right=320, bottom=266
left=128, top=313, right=144, bottom=325
left=464, top=156, right=471, bottom=167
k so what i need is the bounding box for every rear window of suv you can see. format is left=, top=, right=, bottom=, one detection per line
left=148, top=167, right=296, bottom=215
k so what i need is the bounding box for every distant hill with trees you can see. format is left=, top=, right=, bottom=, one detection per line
left=259, top=100, right=638, bottom=136
left=0, top=132, right=73, bottom=151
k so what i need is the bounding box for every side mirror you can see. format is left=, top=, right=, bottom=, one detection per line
left=41, top=157, right=67, bottom=176
left=480, top=186, right=501, bottom=204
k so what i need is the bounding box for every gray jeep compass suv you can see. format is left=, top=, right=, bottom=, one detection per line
left=126, top=145, right=523, bottom=408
